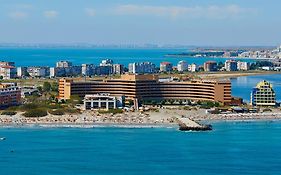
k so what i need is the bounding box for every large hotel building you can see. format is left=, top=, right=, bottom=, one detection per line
left=0, top=83, right=21, bottom=108
left=59, top=74, right=232, bottom=105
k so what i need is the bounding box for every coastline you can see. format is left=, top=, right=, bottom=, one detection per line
left=2, top=109, right=281, bottom=129
left=0, top=123, right=178, bottom=129
left=197, top=71, right=281, bottom=79
left=164, top=54, right=273, bottom=60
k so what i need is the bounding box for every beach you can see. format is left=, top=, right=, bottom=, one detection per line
left=1, top=108, right=281, bottom=128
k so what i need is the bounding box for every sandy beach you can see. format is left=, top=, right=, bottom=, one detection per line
left=1, top=108, right=281, bottom=128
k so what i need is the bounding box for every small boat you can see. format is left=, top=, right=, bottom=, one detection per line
left=0, top=137, right=6, bottom=141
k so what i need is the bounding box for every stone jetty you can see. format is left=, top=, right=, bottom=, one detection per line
left=177, top=117, right=212, bottom=131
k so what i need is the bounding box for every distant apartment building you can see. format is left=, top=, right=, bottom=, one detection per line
left=177, top=61, right=188, bottom=72
left=188, top=63, right=197, bottom=72
left=0, top=61, right=15, bottom=67
left=95, top=66, right=113, bottom=75
left=225, top=60, right=238, bottom=71
left=237, top=61, right=250, bottom=71
left=0, top=83, right=21, bottom=108
left=0, top=61, right=17, bottom=79
left=204, top=61, right=217, bottom=72
left=56, top=61, right=72, bottom=68
left=251, top=80, right=276, bottom=106
left=17, top=67, right=28, bottom=77
left=27, top=67, right=49, bottom=77
left=0, top=66, right=17, bottom=79
left=82, top=64, right=96, bottom=76
left=59, top=74, right=232, bottom=106
left=113, top=64, right=124, bottom=75
left=128, top=62, right=155, bottom=74
left=160, top=62, right=173, bottom=72
left=50, top=67, right=66, bottom=77
left=50, top=64, right=82, bottom=77
left=100, top=59, right=113, bottom=66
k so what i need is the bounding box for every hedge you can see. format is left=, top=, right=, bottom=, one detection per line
left=23, top=108, right=48, bottom=117
left=48, top=109, right=65, bottom=115
left=1, top=111, right=17, bottom=116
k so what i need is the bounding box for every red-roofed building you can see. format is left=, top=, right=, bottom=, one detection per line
left=0, top=61, right=17, bottom=79
left=160, top=62, right=173, bottom=72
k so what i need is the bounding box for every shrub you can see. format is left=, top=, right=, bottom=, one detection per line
left=63, top=108, right=80, bottom=114
left=183, top=106, right=191, bottom=110
left=7, top=106, right=20, bottom=111
left=98, top=108, right=123, bottom=114
left=48, top=109, right=65, bottom=115
left=263, top=108, right=272, bottom=112
left=1, top=111, right=17, bottom=116
left=20, top=103, right=39, bottom=111
left=23, top=108, right=48, bottom=117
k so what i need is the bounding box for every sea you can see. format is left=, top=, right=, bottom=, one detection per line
left=1, top=121, right=281, bottom=175
left=0, top=48, right=281, bottom=175
left=0, top=48, right=255, bottom=67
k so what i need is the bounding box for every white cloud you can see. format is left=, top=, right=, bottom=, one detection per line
left=115, top=4, right=257, bottom=19
left=44, top=10, right=58, bottom=19
left=9, top=11, right=28, bottom=20
left=85, top=8, right=96, bottom=17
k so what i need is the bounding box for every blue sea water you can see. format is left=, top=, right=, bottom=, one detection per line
left=0, top=121, right=281, bottom=175
left=0, top=48, right=254, bottom=67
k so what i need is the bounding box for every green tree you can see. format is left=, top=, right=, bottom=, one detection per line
left=24, top=71, right=30, bottom=77
left=69, top=95, right=83, bottom=105
left=37, top=86, right=43, bottom=92
left=43, top=82, right=51, bottom=92
left=217, top=61, right=224, bottom=70
left=51, top=82, right=58, bottom=92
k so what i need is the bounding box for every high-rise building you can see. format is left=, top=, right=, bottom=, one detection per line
left=82, top=64, right=95, bottom=76
left=237, top=61, right=250, bottom=71
left=177, top=61, right=188, bottom=72
left=204, top=61, right=217, bottom=71
left=160, top=62, right=173, bottom=72
left=17, top=67, right=28, bottom=77
left=27, top=67, right=49, bottom=77
left=113, top=64, right=124, bottom=75
left=56, top=61, right=72, bottom=68
left=128, top=62, right=155, bottom=74
left=225, top=60, right=238, bottom=71
left=0, top=83, right=21, bottom=108
left=251, top=80, right=276, bottom=106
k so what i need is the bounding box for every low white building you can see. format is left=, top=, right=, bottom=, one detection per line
left=177, top=60, right=188, bottom=72
left=188, top=63, right=197, bottom=72
left=83, top=93, right=124, bottom=110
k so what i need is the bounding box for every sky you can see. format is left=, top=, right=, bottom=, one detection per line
left=0, top=0, right=280, bottom=46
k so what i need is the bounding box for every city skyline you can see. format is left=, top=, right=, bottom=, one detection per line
left=0, top=0, right=280, bottom=46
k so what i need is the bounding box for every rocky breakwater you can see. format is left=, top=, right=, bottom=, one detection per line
left=177, top=117, right=212, bottom=131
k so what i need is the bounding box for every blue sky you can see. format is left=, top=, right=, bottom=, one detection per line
left=0, top=0, right=280, bottom=46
